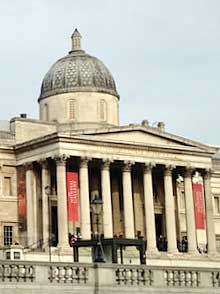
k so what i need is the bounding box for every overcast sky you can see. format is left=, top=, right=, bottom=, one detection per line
left=0, top=0, right=219, bottom=145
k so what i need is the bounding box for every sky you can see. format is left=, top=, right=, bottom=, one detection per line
left=0, top=0, right=219, bottom=145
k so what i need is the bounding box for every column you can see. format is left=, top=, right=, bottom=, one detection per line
left=164, top=165, right=178, bottom=253
left=41, top=160, right=50, bottom=248
left=25, top=163, right=34, bottom=247
left=32, top=168, right=38, bottom=246
left=79, top=157, right=91, bottom=239
left=122, top=161, right=135, bottom=239
left=184, top=167, right=198, bottom=254
left=143, top=163, right=158, bottom=254
left=203, top=169, right=217, bottom=255
left=55, top=155, right=69, bottom=249
left=0, top=163, right=3, bottom=196
left=101, top=159, right=113, bottom=238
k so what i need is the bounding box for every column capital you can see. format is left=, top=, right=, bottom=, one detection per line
left=164, top=164, right=175, bottom=176
left=54, top=154, right=69, bottom=166
left=203, top=168, right=212, bottom=180
left=38, top=158, right=49, bottom=169
left=24, top=162, right=33, bottom=171
left=122, top=160, right=134, bottom=172
left=184, top=166, right=195, bottom=178
left=101, top=158, right=113, bottom=170
left=143, top=161, right=156, bottom=173
left=80, top=156, right=90, bottom=168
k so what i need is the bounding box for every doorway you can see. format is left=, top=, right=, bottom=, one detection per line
left=51, top=206, right=58, bottom=246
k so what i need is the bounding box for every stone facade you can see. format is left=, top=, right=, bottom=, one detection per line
left=0, top=30, right=220, bottom=273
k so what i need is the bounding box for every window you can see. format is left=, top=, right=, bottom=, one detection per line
left=4, top=226, right=13, bottom=246
left=14, top=252, right=21, bottom=260
left=3, top=177, right=12, bottom=196
left=214, top=196, right=220, bottom=214
left=44, top=104, right=49, bottom=121
left=100, top=99, right=107, bottom=121
left=69, top=99, right=76, bottom=120
left=179, top=191, right=185, bottom=209
left=216, top=235, right=220, bottom=253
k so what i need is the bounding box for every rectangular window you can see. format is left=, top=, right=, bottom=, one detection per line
left=214, top=196, right=220, bottom=214
left=4, top=226, right=13, bottom=246
left=3, top=177, right=12, bottom=196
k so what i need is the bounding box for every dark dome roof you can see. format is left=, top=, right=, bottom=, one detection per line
left=39, top=29, right=119, bottom=100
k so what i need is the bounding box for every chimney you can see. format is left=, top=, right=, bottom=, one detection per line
left=20, top=113, right=27, bottom=118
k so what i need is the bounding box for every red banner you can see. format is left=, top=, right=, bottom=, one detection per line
left=66, top=172, right=79, bottom=222
left=17, top=166, right=26, bottom=230
left=192, top=183, right=205, bottom=230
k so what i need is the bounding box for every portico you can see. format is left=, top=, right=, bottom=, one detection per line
left=19, top=129, right=216, bottom=258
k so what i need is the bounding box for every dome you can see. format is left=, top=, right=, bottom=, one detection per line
left=39, top=29, right=119, bottom=101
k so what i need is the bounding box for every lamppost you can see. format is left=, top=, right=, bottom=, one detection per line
left=44, top=185, right=52, bottom=262
left=90, top=195, right=105, bottom=263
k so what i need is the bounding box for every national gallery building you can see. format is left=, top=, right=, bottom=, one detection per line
left=0, top=29, right=220, bottom=266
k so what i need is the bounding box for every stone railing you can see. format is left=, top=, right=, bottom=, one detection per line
left=48, top=265, right=88, bottom=283
left=0, top=264, right=35, bottom=282
left=0, top=261, right=219, bottom=293
left=115, top=267, right=153, bottom=286
left=164, top=270, right=200, bottom=287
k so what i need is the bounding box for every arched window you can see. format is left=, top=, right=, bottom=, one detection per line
left=100, top=99, right=107, bottom=122
left=44, top=103, right=49, bottom=121
left=69, top=99, right=76, bottom=120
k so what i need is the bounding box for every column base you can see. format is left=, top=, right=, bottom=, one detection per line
left=208, top=251, right=220, bottom=258
left=146, top=248, right=160, bottom=257
left=167, top=248, right=179, bottom=256
left=57, top=245, right=72, bottom=255
left=187, top=250, right=200, bottom=256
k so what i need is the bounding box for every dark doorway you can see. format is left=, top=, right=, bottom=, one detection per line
left=51, top=206, right=58, bottom=246
left=155, top=214, right=163, bottom=238
left=155, top=214, right=167, bottom=251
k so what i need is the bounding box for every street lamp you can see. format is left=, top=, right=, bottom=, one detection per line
left=90, top=194, right=105, bottom=263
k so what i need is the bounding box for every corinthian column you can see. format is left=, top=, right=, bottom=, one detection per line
left=55, top=155, right=69, bottom=249
left=25, top=163, right=34, bottom=247
left=101, top=159, right=113, bottom=238
left=41, top=160, right=50, bottom=248
left=143, top=163, right=158, bottom=254
left=79, top=157, right=91, bottom=239
left=184, top=167, right=198, bottom=254
left=122, top=161, right=135, bottom=239
left=203, top=169, right=217, bottom=255
left=164, top=165, right=178, bottom=254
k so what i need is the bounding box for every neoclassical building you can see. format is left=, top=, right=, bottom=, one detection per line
left=0, top=29, right=220, bottom=262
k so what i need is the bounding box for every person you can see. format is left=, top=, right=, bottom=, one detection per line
left=181, top=236, right=188, bottom=252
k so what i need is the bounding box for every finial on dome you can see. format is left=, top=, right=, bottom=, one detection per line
left=71, top=28, right=82, bottom=51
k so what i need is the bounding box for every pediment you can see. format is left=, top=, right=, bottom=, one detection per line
left=88, top=127, right=209, bottom=151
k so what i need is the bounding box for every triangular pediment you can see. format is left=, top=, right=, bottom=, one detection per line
left=81, top=126, right=210, bottom=151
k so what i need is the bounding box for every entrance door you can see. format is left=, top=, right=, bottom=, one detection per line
left=155, top=214, right=167, bottom=251
left=51, top=206, right=58, bottom=246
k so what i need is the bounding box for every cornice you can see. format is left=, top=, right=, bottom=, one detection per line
left=14, top=132, right=214, bottom=159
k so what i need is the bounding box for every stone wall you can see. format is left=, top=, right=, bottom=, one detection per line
left=0, top=261, right=220, bottom=294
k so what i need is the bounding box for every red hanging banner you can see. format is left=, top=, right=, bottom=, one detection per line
left=192, top=183, right=205, bottom=230
left=66, top=172, right=79, bottom=222
left=17, top=166, right=27, bottom=231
